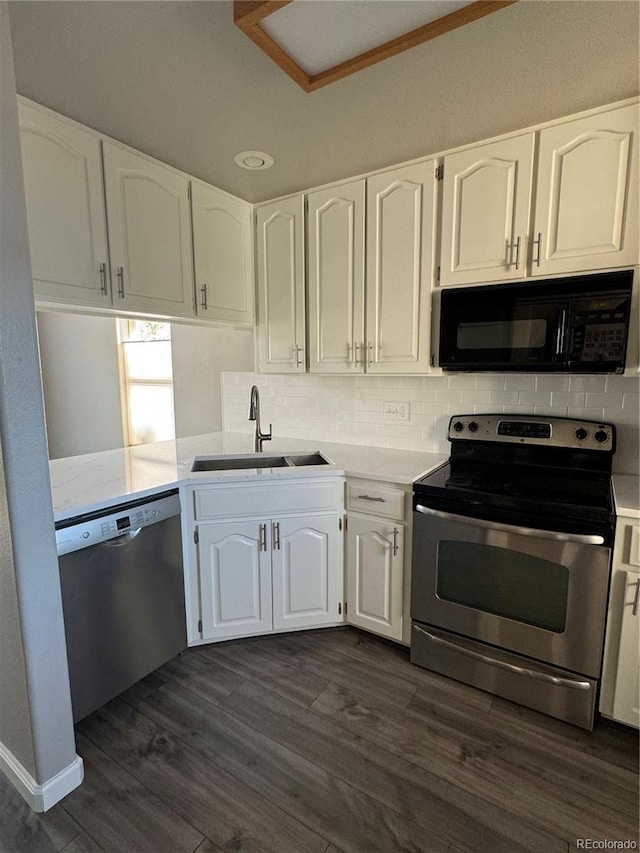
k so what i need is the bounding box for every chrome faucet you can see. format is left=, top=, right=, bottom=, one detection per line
left=248, top=385, right=272, bottom=452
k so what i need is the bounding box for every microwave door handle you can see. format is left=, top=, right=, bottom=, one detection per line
left=554, top=308, right=567, bottom=357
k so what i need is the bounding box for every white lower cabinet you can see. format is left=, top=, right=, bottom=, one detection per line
left=198, top=520, right=272, bottom=640
left=345, top=479, right=409, bottom=643
left=601, top=517, right=640, bottom=728
left=346, top=514, right=404, bottom=641
left=186, top=478, right=343, bottom=644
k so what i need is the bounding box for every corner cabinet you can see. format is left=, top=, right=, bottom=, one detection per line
left=345, top=479, right=409, bottom=642
left=18, top=100, right=111, bottom=307
left=256, top=196, right=306, bottom=373
left=102, top=142, right=194, bottom=318
left=183, top=477, right=344, bottom=644
left=532, top=103, right=639, bottom=277
left=439, top=134, right=535, bottom=286
left=190, top=182, right=254, bottom=325
left=601, top=516, right=640, bottom=728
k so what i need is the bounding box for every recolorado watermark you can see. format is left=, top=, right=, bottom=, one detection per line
left=576, top=841, right=637, bottom=849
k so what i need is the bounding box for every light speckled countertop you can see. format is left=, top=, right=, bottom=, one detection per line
left=50, top=432, right=447, bottom=521
left=612, top=475, right=640, bottom=518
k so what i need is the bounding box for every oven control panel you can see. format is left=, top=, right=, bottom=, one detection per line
left=448, top=415, right=615, bottom=451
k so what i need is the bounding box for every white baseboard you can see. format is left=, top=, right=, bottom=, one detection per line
left=0, top=740, right=84, bottom=812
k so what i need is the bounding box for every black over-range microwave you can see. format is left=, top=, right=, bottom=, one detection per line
left=438, top=270, right=634, bottom=373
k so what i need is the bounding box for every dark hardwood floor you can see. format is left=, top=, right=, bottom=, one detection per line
left=1, top=627, right=638, bottom=853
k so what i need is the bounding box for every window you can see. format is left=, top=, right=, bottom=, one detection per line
left=118, top=320, right=175, bottom=445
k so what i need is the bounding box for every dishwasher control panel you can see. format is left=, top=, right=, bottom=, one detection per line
left=55, top=490, right=180, bottom=556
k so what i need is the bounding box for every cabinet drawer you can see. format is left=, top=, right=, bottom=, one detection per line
left=346, top=481, right=404, bottom=521
left=193, top=478, right=340, bottom=520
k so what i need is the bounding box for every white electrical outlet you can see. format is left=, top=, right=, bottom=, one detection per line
left=383, top=401, right=410, bottom=422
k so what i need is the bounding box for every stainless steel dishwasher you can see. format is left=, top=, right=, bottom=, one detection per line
left=55, top=488, right=186, bottom=722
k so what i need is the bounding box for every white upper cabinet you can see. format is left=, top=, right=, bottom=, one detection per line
left=366, top=162, right=435, bottom=373
left=191, top=182, right=254, bottom=325
left=532, top=103, right=639, bottom=277
left=19, top=101, right=111, bottom=307
left=102, top=141, right=194, bottom=318
left=440, top=135, right=535, bottom=286
left=256, top=196, right=306, bottom=373
left=307, top=181, right=365, bottom=373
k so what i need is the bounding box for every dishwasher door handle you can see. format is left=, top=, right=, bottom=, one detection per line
left=414, top=504, right=605, bottom=546
left=101, top=528, right=143, bottom=547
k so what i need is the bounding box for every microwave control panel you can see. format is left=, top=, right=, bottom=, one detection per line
left=570, top=296, right=629, bottom=363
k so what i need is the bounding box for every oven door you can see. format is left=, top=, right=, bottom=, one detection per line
left=411, top=505, right=611, bottom=678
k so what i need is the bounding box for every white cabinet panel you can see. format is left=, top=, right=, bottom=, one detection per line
left=198, top=520, right=272, bottom=641
left=611, top=568, right=640, bottom=728
left=366, top=162, right=435, bottom=373
left=102, top=141, right=194, bottom=317
left=533, top=104, right=639, bottom=276
left=191, top=182, right=254, bottom=325
left=307, top=182, right=365, bottom=373
left=440, top=135, right=534, bottom=286
left=346, top=514, right=404, bottom=641
left=19, top=101, right=110, bottom=306
left=256, top=196, right=306, bottom=373
left=601, top=518, right=640, bottom=728
left=272, top=515, right=341, bottom=630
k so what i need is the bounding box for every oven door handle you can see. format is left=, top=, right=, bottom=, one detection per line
left=413, top=625, right=592, bottom=691
left=414, top=504, right=605, bottom=545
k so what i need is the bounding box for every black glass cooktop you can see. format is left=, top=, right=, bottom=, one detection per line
left=414, top=460, right=614, bottom=529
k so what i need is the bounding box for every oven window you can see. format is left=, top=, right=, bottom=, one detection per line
left=437, top=541, right=569, bottom=632
left=456, top=319, right=547, bottom=350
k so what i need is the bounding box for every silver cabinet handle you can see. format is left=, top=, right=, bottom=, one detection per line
left=99, top=262, right=108, bottom=295
left=367, top=341, right=373, bottom=366
left=413, top=624, right=592, bottom=691
left=632, top=578, right=640, bottom=616
left=358, top=495, right=385, bottom=502
left=414, top=504, right=605, bottom=545
left=200, top=283, right=208, bottom=311
left=392, top=527, right=399, bottom=556
left=509, top=236, right=521, bottom=269
left=347, top=343, right=357, bottom=365
left=272, top=521, right=280, bottom=550
left=294, top=344, right=304, bottom=367
left=116, top=266, right=125, bottom=298
left=258, top=523, right=267, bottom=552
left=354, top=343, right=361, bottom=366
left=532, top=232, right=542, bottom=267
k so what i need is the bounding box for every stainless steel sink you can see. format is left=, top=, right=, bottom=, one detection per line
left=191, top=451, right=330, bottom=472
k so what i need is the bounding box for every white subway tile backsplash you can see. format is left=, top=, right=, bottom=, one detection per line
left=221, top=372, right=637, bottom=473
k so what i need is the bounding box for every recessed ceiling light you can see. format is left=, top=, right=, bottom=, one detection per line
left=234, top=150, right=274, bottom=170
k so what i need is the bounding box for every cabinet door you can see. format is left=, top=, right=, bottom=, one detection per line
left=346, top=514, right=404, bottom=641
left=307, top=182, right=365, bottom=373
left=198, top=520, right=272, bottom=641
left=440, top=135, right=534, bottom=286
left=271, top=514, right=342, bottom=631
left=532, top=104, right=639, bottom=276
left=366, top=162, right=435, bottom=373
left=19, top=101, right=111, bottom=307
left=612, top=568, right=640, bottom=728
left=102, top=142, right=194, bottom=318
left=191, top=182, right=254, bottom=325
left=256, top=196, right=306, bottom=373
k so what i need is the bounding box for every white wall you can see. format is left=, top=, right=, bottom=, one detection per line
left=0, top=3, right=81, bottom=810
left=222, top=372, right=640, bottom=475
left=36, top=311, right=123, bottom=459
left=171, top=323, right=254, bottom=439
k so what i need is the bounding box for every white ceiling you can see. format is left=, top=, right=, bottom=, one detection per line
left=8, top=1, right=639, bottom=204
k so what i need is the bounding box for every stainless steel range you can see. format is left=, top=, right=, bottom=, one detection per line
left=411, top=414, right=616, bottom=730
